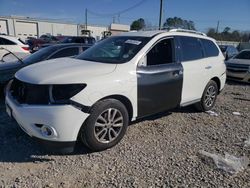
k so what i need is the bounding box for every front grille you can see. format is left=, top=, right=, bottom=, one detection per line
left=10, top=78, right=49, bottom=105
left=226, top=63, right=249, bottom=73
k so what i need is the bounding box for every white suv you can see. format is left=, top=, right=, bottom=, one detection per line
left=5, top=29, right=226, bottom=153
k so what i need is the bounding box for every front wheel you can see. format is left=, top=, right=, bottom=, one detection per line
left=80, top=99, right=129, bottom=151
left=194, top=80, right=218, bottom=112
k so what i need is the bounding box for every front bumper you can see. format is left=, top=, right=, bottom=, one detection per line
left=227, top=70, right=250, bottom=83
left=226, top=63, right=250, bottom=83
left=5, top=92, right=89, bottom=151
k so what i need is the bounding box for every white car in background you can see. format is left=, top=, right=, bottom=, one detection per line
left=0, top=35, right=30, bottom=61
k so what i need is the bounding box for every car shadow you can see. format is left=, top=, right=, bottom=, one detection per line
left=130, top=105, right=199, bottom=126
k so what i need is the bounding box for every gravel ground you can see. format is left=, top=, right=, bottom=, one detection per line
left=0, top=81, right=249, bottom=188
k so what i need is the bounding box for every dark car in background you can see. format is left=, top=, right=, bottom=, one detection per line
left=219, top=45, right=238, bottom=60
left=0, top=43, right=91, bottom=85
left=225, top=49, right=250, bottom=83
left=62, top=36, right=96, bottom=44
left=39, top=36, right=96, bottom=50
left=26, top=34, right=59, bottom=52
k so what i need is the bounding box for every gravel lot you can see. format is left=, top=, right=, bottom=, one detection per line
left=0, top=81, right=249, bottom=188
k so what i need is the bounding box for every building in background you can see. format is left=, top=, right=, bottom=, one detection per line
left=109, top=23, right=130, bottom=35
left=0, top=16, right=78, bottom=40
left=79, top=24, right=108, bottom=41
left=0, top=16, right=130, bottom=41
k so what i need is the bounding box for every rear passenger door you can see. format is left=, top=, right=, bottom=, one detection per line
left=137, top=37, right=183, bottom=118
left=177, top=36, right=209, bottom=105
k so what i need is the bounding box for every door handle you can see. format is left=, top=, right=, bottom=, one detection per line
left=205, top=66, right=212, bottom=69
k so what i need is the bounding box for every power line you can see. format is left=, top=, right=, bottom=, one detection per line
left=87, top=0, right=147, bottom=18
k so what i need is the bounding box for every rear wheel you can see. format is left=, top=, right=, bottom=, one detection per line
left=80, top=99, right=129, bottom=151
left=195, top=80, right=218, bottom=112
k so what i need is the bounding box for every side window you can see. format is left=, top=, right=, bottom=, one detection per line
left=0, top=37, right=16, bottom=45
left=201, top=39, right=219, bottom=57
left=146, top=38, right=174, bottom=66
left=179, top=36, right=203, bottom=61
left=49, top=47, right=79, bottom=59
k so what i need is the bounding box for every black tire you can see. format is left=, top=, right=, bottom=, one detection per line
left=194, top=80, right=218, bottom=112
left=80, top=99, right=129, bottom=151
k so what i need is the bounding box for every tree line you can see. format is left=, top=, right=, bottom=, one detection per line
left=130, top=17, right=250, bottom=42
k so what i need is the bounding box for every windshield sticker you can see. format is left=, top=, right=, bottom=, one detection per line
left=125, top=39, right=142, bottom=45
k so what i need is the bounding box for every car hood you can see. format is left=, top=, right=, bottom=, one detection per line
left=226, top=58, right=250, bottom=66
left=15, top=57, right=117, bottom=84
left=0, top=61, right=20, bottom=70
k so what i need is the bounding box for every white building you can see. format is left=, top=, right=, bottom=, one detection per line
left=0, top=16, right=79, bottom=40
left=0, top=16, right=130, bottom=41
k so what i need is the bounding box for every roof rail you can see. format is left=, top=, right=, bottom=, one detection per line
left=169, top=29, right=207, bottom=36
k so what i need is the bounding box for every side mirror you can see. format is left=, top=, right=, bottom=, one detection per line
left=138, top=55, right=147, bottom=67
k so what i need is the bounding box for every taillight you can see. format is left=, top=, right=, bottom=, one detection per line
left=22, top=47, right=30, bottom=51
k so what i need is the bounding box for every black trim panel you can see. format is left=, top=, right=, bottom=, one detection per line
left=32, top=137, right=76, bottom=154
left=137, top=63, right=183, bottom=118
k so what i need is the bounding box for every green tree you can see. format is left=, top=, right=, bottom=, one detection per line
left=207, top=27, right=250, bottom=42
left=130, top=18, right=145, bottom=31
left=163, top=17, right=196, bottom=30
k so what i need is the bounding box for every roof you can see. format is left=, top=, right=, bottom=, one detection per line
left=118, top=30, right=165, bottom=37
left=0, top=34, right=25, bottom=45
left=117, top=29, right=214, bottom=42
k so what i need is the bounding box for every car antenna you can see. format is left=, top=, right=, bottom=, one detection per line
left=0, top=47, right=25, bottom=64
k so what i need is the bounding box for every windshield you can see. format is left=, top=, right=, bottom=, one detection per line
left=234, top=50, right=250, bottom=60
left=22, top=46, right=57, bottom=64
left=76, top=36, right=150, bottom=63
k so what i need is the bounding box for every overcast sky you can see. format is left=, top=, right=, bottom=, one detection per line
left=0, top=0, right=250, bottom=32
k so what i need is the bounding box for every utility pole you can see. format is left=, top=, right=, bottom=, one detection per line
left=159, top=0, right=163, bottom=30
left=85, top=8, right=88, bottom=30
left=216, top=21, right=220, bottom=33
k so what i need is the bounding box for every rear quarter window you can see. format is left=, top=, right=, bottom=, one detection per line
left=201, top=39, right=219, bottom=57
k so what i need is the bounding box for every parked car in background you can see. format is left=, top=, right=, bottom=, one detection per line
left=5, top=29, right=226, bottom=153
left=39, top=36, right=96, bottom=50
left=225, top=50, right=250, bottom=83
left=0, top=43, right=91, bottom=85
left=27, top=34, right=59, bottom=53
left=0, top=35, right=30, bottom=60
left=61, top=36, right=96, bottom=44
left=219, top=45, right=238, bottom=60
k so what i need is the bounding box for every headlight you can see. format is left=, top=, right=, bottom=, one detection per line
left=50, top=84, right=86, bottom=104
left=9, top=78, right=86, bottom=105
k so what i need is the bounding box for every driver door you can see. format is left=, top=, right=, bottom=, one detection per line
left=136, top=37, right=183, bottom=118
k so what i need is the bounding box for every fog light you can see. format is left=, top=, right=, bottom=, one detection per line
left=40, top=125, right=55, bottom=137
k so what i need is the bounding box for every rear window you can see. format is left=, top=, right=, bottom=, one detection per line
left=0, top=37, right=16, bottom=45
left=179, top=36, right=203, bottom=61
left=202, top=39, right=219, bottom=57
